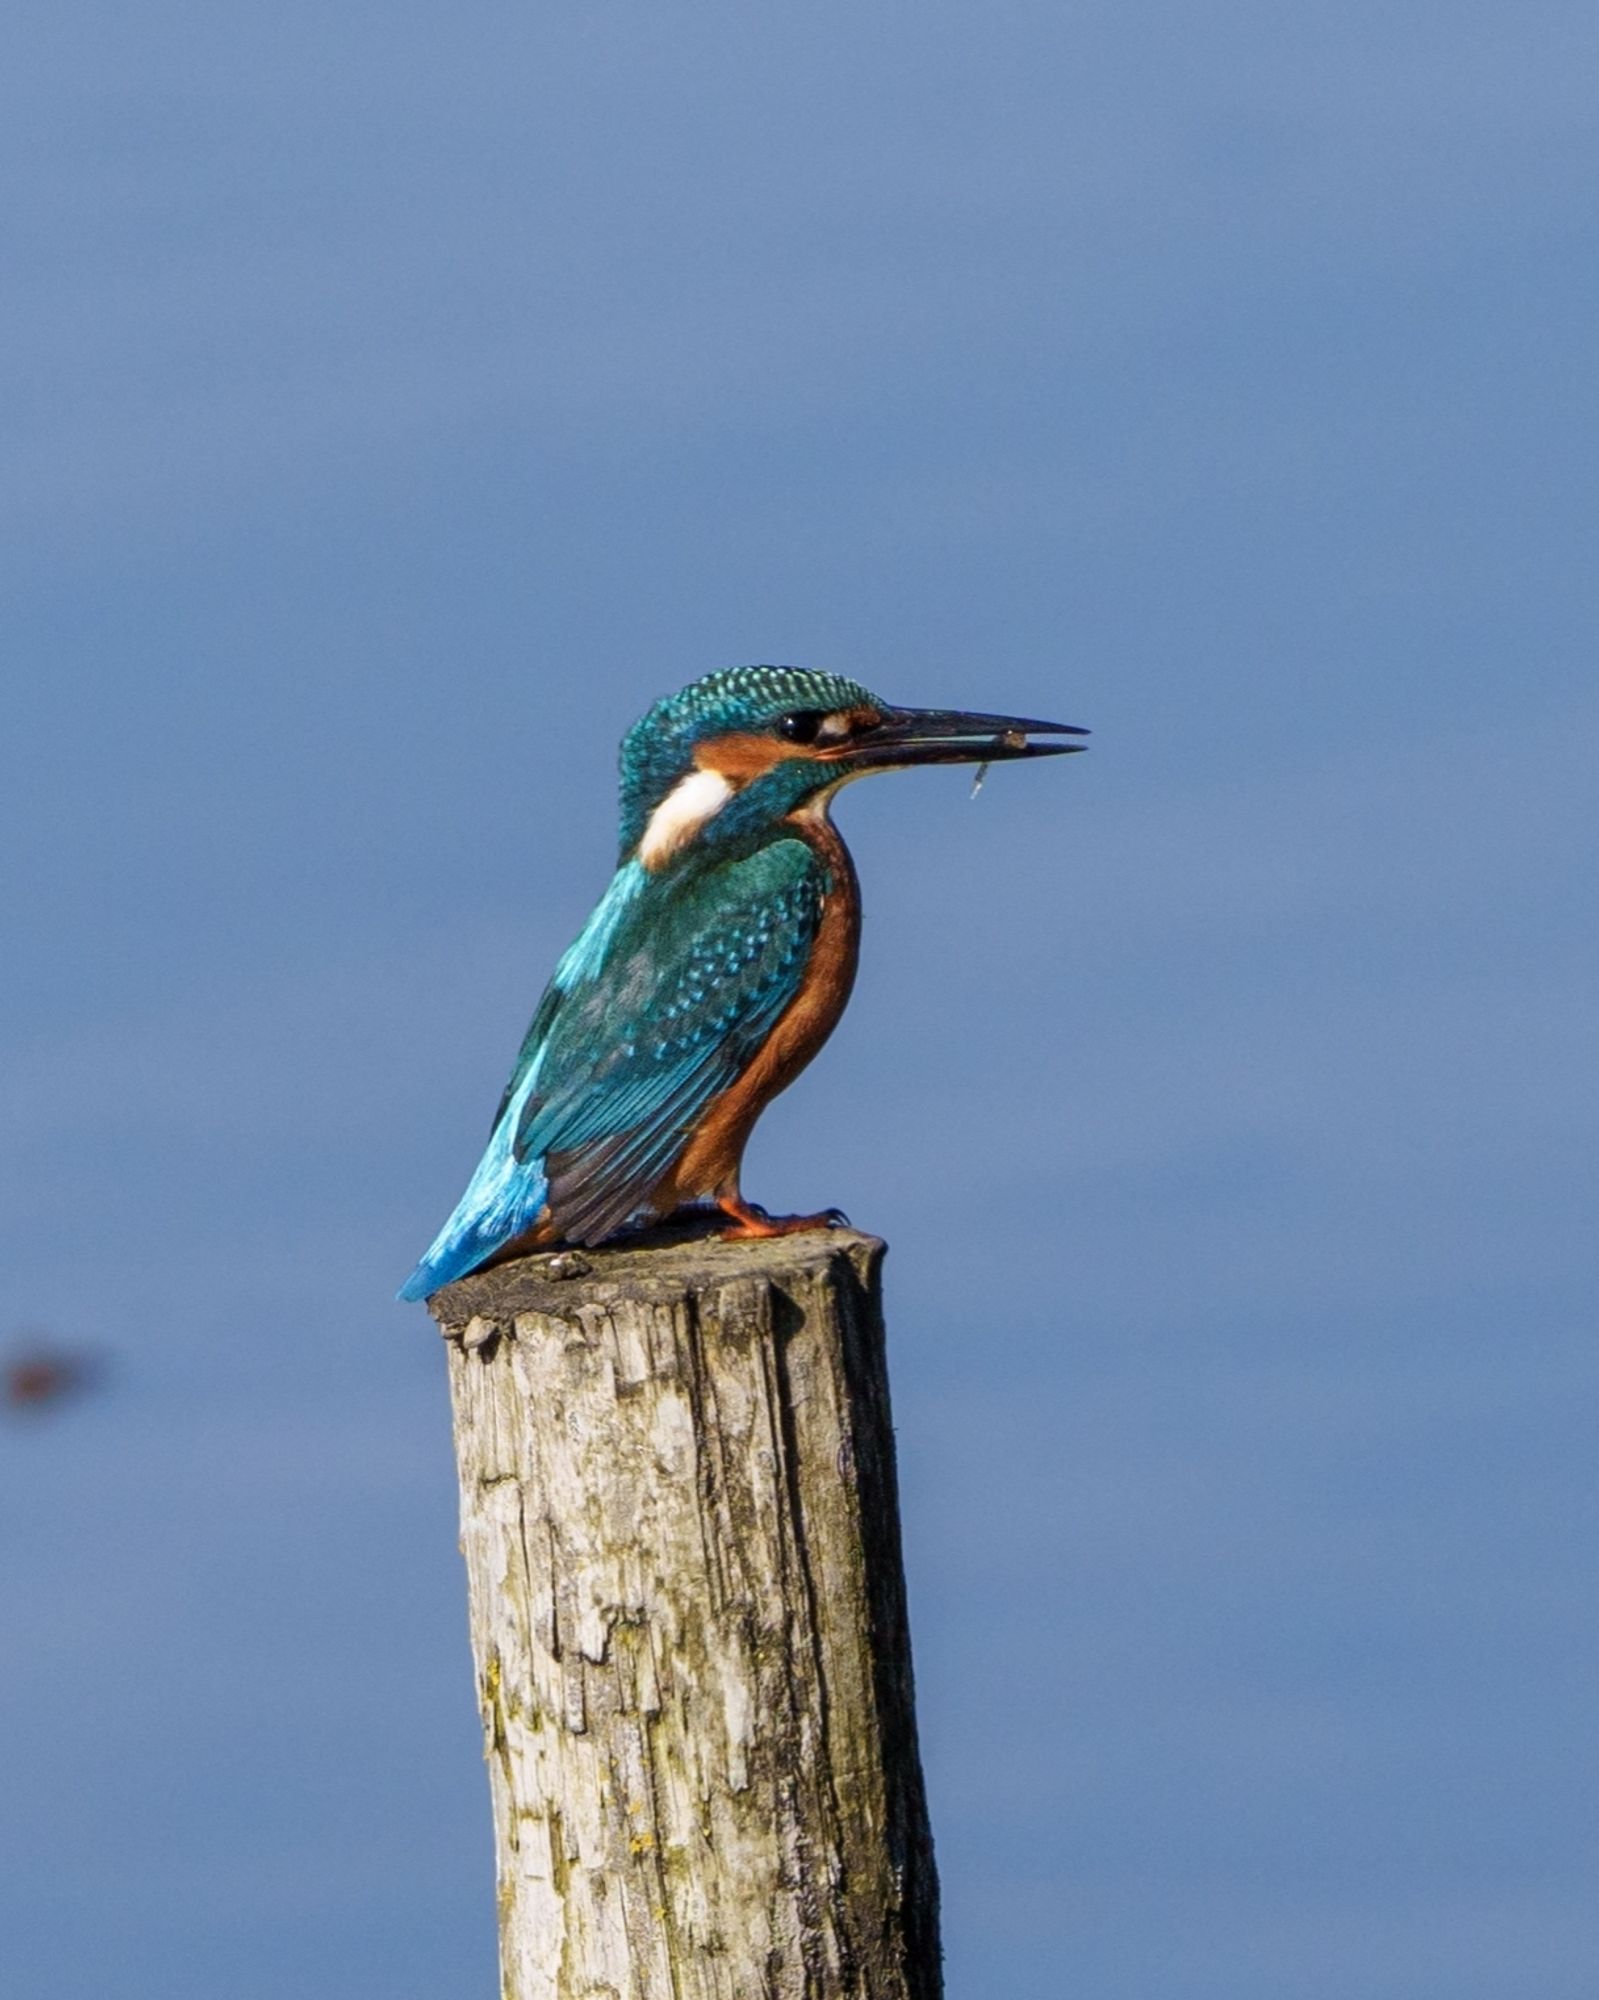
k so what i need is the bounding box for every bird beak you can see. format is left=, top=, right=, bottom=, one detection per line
left=834, top=706, right=1089, bottom=770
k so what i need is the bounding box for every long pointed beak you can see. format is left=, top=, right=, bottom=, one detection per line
left=837, top=706, right=1089, bottom=770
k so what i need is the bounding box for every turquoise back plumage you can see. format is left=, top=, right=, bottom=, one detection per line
left=516, top=838, right=825, bottom=1244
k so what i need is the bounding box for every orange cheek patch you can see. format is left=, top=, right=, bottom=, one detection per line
left=694, top=733, right=792, bottom=782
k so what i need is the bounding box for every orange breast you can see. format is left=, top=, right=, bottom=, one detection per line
left=660, top=807, right=861, bottom=1207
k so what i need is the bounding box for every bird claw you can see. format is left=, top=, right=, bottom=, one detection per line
left=715, top=1195, right=850, bottom=1240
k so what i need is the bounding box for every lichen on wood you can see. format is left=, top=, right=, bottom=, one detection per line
left=430, top=1227, right=941, bottom=2000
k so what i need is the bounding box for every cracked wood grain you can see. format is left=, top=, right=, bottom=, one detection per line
left=429, top=1228, right=941, bottom=2000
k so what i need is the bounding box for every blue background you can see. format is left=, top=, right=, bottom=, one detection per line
left=4, top=4, right=1596, bottom=1994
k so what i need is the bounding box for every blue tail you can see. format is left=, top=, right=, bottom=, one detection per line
left=397, top=1229, right=501, bottom=1302
left=398, top=1138, right=550, bottom=1302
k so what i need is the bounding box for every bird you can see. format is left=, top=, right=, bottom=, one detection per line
left=400, top=665, right=1084, bottom=1300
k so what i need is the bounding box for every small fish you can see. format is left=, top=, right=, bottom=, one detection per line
left=972, top=729, right=1026, bottom=799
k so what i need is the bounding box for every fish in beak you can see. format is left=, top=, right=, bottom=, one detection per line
left=833, top=707, right=1089, bottom=771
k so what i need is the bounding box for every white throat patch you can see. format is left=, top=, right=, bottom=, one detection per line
left=639, top=767, right=735, bottom=869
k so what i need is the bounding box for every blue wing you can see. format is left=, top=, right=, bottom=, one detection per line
left=399, top=838, right=825, bottom=1298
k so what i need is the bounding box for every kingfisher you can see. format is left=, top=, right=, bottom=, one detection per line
left=400, top=665, right=1084, bottom=1300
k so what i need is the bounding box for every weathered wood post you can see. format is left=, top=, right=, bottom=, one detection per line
left=427, top=1226, right=941, bottom=1999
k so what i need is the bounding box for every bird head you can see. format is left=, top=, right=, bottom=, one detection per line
left=617, top=664, right=1085, bottom=869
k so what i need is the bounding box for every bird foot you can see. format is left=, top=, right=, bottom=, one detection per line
left=716, top=1196, right=851, bottom=1239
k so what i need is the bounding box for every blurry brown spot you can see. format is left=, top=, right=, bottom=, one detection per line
left=4, top=1349, right=95, bottom=1413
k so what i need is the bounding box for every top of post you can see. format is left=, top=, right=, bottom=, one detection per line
left=425, top=1224, right=885, bottom=1335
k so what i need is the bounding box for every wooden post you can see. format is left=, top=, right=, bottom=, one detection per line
left=428, top=1227, right=942, bottom=2000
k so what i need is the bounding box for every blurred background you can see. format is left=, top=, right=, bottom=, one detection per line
left=4, top=3, right=1596, bottom=1994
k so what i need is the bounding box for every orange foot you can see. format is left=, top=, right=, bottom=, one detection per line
left=716, top=1195, right=851, bottom=1240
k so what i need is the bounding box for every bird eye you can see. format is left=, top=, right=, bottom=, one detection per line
left=777, top=710, right=826, bottom=744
